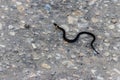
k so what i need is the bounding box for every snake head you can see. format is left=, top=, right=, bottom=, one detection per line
left=53, top=23, right=59, bottom=30
left=53, top=23, right=57, bottom=26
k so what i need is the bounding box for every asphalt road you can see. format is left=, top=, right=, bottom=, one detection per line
left=0, top=0, right=120, bottom=80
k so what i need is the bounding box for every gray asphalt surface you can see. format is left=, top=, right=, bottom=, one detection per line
left=0, top=0, right=120, bottom=80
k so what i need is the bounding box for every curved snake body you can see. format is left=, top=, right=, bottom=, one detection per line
left=53, top=23, right=99, bottom=54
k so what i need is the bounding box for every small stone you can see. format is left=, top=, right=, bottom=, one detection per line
left=21, top=20, right=25, bottom=24
left=99, top=46, right=103, bottom=51
left=32, top=43, right=37, bottom=49
left=112, top=57, right=118, bottom=61
left=4, top=7, right=8, bottom=11
left=0, top=44, right=5, bottom=48
left=29, top=72, right=37, bottom=78
left=41, top=63, right=51, bottom=69
left=113, top=46, right=118, bottom=50
left=62, top=60, right=76, bottom=69
left=104, top=52, right=110, bottom=56
left=0, top=23, right=2, bottom=30
left=8, top=25, right=14, bottom=29
left=9, top=31, right=16, bottom=36
left=112, top=54, right=118, bottom=61
left=60, top=78, right=67, bottom=80
left=105, top=32, right=110, bottom=36
left=1, top=16, right=5, bottom=19
left=91, top=17, right=99, bottom=23
left=47, top=54, right=52, bottom=59
left=95, top=11, right=100, bottom=16
left=16, top=1, right=22, bottom=5
left=97, top=35, right=102, bottom=39
left=91, top=69, right=96, bottom=75
left=17, top=5, right=25, bottom=13
left=96, top=76, right=104, bottom=80
left=117, top=24, right=120, bottom=28
left=72, top=10, right=83, bottom=16
left=55, top=53, right=61, bottom=60
left=104, top=39, right=109, bottom=42
left=113, top=68, right=120, bottom=74
left=72, top=74, right=80, bottom=78
left=104, top=43, right=110, bottom=47
left=67, top=16, right=78, bottom=24
left=32, top=53, right=40, bottom=60
left=79, top=53, right=85, bottom=57
left=111, top=0, right=118, bottom=3
left=71, top=54, right=76, bottom=58
left=103, top=66, right=107, bottom=70
left=113, top=54, right=117, bottom=57
left=89, top=0, right=97, bottom=5
left=44, top=4, right=51, bottom=12
left=111, top=18, right=117, bottom=24
left=108, top=24, right=115, bottom=29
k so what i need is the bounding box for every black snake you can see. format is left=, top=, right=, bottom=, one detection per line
left=53, top=23, right=99, bottom=55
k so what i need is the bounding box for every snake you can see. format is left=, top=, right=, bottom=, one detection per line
left=53, top=23, right=99, bottom=55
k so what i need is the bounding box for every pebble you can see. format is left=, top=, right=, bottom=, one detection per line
left=60, top=78, right=67, bottom=80
left=111, top=18, right=117, bottom=24
left=79, top=53, right=86, bottom=57
left=72, top=74, right=80, bottom=78
left=0, top=23, right=2, bottom=30
left=21, top=20, right=26, bottom=24
left=95, top=11, right=100, bottom=16
left=104, top=39, right=109, bottom=42
left=91, top=69, right=97, bottom=75
left=104, top=42, right=110, bottom=47
left=91, top=17, right=99, bottom=23
left=32, top=53, right=40, bottom=60
left=117, top=24, right=120, bottom=28
left=105, top=32, right=110, bottom=36
left=104, top=52, right=110, bottom=56
left=97, top=35, right=102, bottom=39
left=112, top=56, right=118, bottom=62
left=28, top=72, right=37, bottom=78
left=67, top=16, right=78, bottom=24
left=72, top=10, right=83, bottom=16
left=62, top=60, right=77, bottom=69
left=113, top=46, right=118, bottom=50
left=89, top=0, right=97, bottom=5
left=32, top=43, right=37, bottom=49
left=17, top=5, right=25, bottom=13
left=44, top=4, right=51, bottom=12
left=8, top=25, right=14, bottom=29
left=113, top=68, right=120, bottom=74
left=96, top=76, right=104, bottom=80
left=112, top=54, right=118, bottom=61
left=16, top=1, right=22, bottom=5
left=0, top=44, right=5, bottom=48
left=111, top=0, right=118, bottom=3
left=108, top=24, right=115, bottom=29
left=1, top=16, right=5, bottom=19
left=41, top=63, right=51, bottom=69
left=55, top=53, right=62, bottom=60
left=71, top=54, right=76, bottom=58
left=9, top=31, right=16, bottom=36
left=4, top=6, right=8, bottom=11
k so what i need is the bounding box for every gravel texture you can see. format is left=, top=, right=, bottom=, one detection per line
left=0, top=0, right=120, bottom=80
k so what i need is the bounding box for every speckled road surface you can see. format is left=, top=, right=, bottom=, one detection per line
left=0, top=0, right=120, bottom=80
